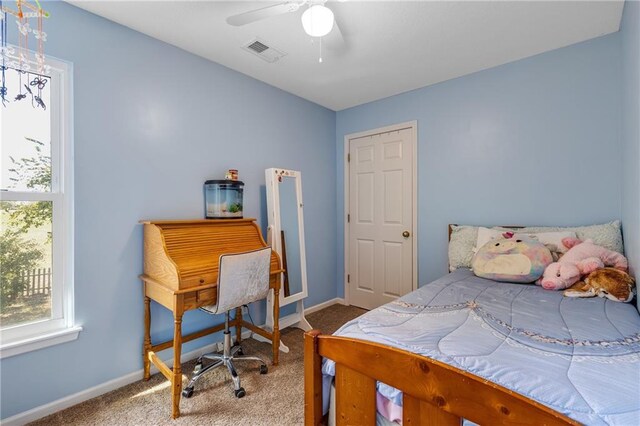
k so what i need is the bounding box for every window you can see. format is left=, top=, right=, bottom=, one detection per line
left=0, top=49, right=79, bottom=358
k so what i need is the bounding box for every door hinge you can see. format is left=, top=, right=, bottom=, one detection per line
left=347, top=214, right=350, bottom=223
left=347, top=153, right=350, bottom=162
left=347, top=274, right=350, bottom=283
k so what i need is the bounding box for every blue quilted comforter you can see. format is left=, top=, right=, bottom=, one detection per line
left=323, top=269, right=640, bottom=425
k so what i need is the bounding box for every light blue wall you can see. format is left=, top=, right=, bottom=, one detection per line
left=620, top=0, right=640, bottom=311
left=335, top=34, right=623, bottom=296
left=2, top=1, right=634, bottom=420
left=0, top=2, right=336, bottom=419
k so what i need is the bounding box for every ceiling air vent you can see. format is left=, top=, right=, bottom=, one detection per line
left=248, top=40, right=269, bottom=53
left=242, top=38, right=287, bottom=63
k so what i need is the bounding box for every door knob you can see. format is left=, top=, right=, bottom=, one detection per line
left=402, top=231, right=410, bottom=238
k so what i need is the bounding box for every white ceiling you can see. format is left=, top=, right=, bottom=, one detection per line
left=69, top=1, right=625, bottom=111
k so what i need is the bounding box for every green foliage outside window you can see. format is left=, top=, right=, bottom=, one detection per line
left=3, top=138, right=52, bottom=239
left=0, top=230, right=43, bottom=305
left=1, top=137, right=50, bottom=308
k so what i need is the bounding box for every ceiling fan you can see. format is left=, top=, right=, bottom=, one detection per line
left=227, top=1, right=340, bottom=39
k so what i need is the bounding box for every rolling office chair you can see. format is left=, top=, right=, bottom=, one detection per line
left=182, top=247, right=272, bottom=399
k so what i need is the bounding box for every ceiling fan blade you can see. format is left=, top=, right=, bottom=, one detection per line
left=323, top=15, right=346, bottom=52
left=226, top=2, right=302, bottom=26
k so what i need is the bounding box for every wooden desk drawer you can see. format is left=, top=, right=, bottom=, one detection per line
left=181, top=273, right=216, bottom=289
left=183, top=287, right=217, bottom=311
left=197, top=288, right=216, bottom=305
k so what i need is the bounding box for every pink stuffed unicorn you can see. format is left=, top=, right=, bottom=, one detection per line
left=537, top=238, right=628, bottom=290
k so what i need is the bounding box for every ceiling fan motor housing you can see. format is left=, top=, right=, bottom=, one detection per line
left=301, top=3, right=335, bottom=37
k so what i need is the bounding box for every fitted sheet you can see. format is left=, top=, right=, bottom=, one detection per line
left=323, top=269, right=640, bottom=425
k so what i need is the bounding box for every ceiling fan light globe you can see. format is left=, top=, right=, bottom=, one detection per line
left=301, top=5, right=334, bottom=37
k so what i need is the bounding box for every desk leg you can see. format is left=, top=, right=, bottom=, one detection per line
left=172, top=296, right=184, bottom=419
left=143, top=293, right=151, bottom=381
left=235, top=306, right=243, bottom=344
left=272, top=287, right=280, bottom=366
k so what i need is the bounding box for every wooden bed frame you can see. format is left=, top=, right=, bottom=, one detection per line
left=304, top=331, right=578, bottom=425
left=304, top=224, right=579, bottom=425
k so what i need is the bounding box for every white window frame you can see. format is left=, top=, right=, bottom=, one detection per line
left=0, top=50, right=80, bottom=358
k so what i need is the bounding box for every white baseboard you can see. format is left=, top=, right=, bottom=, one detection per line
left=1, top=298, right=345, bottom=425
left=305, top=297, right=346, bottom=315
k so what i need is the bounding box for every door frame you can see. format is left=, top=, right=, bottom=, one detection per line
left=343, top=120, right=418, bottom=305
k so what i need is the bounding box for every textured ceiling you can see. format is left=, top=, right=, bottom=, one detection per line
left=70, top=1, right=625, bottom=111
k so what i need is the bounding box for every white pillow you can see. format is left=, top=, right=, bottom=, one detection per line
left=493, top=221, right=624, bottom=254
left=475, top=227, right=577, bottom=254
left=449, top=225, right=479, bottom=271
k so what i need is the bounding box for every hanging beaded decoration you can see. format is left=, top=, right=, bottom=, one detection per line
left=30, top=72, right=45, bottom=109
left=18, top=5, right=29, bottom=75
left=33, top=0, right=45, bottom=73
left=1, top=1, right=8, bottom=106
left=13, top=68, right=25, bottom=100
left=0, top=0, right=50, bottom=109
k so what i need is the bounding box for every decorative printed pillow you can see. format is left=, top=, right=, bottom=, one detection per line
left=472, top=236, right=553, bottom=283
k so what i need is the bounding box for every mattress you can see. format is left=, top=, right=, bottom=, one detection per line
left=322, top=269, right=640, bottom=425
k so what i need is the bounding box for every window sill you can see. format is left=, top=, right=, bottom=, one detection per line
left=0, top=325, right=83, bottom=359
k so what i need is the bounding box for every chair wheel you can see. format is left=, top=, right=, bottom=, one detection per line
left=235, top=387, right=246, bottom=398
left=260, top=364, right=268, bottom=375
left=236, top=347, right=244, bottom=356
left=182, top=387, right=194, bottom=398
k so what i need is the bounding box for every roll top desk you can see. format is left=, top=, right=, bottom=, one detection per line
left=139, top=219, right=282, bottom=419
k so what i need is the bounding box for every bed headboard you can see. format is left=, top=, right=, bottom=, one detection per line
left=448, top=224, right=525, bottom=242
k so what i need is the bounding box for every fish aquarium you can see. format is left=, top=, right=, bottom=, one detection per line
left=204, top=180, right=244, bottom=219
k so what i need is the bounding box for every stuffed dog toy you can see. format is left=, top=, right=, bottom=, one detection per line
left=564, top=268, right=636, bottom=302
left=537, top=238, right=628, bottom=290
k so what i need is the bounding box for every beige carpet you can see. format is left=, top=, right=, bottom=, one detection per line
left=30, top=304, right=366, bottom=426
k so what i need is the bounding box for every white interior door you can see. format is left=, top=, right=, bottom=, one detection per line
left=348, top=126, right=415, bottom=310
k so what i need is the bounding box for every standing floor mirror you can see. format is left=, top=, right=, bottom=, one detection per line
left=262, top=168, right=311, bottom=352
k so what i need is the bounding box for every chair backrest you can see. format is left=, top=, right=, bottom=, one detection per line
left=213, top=247, right=272, bottom=314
